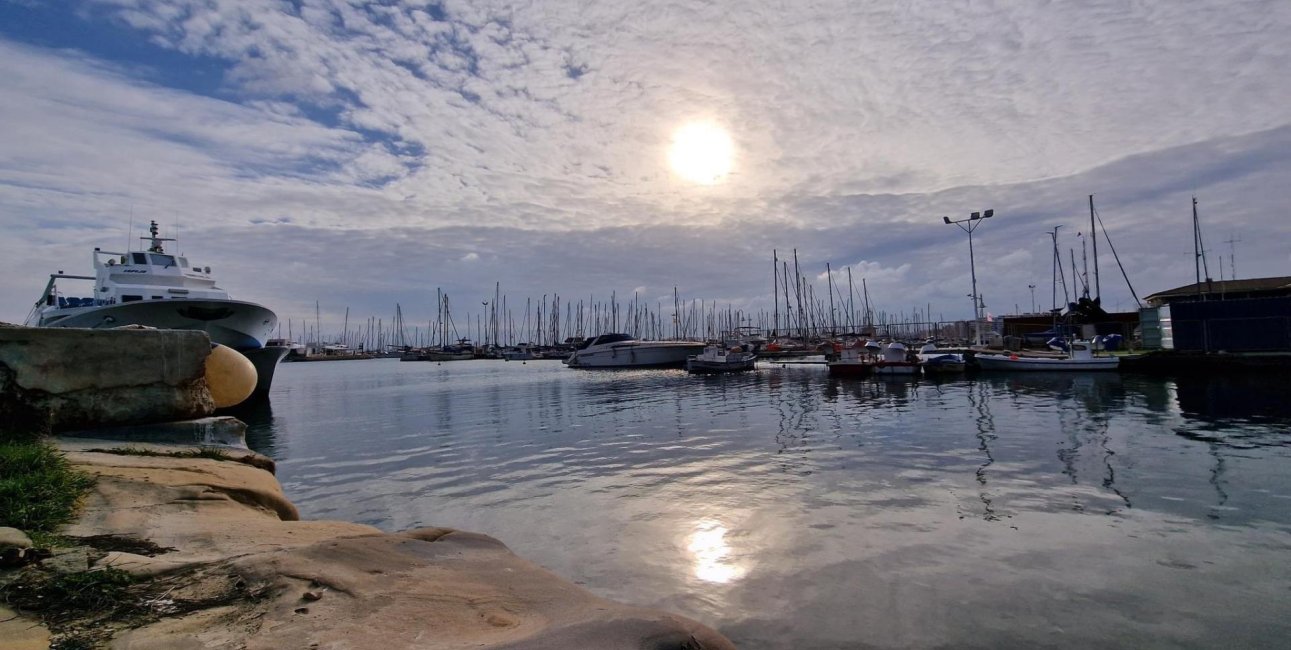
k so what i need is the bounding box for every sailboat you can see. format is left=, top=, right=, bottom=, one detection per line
left=400, top=292, right=475, bottom=361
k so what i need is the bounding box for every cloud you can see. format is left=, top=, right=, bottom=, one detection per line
left=1, top=1, right=1289, bottom=329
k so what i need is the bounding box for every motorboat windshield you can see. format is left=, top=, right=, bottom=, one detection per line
left=587, top=333, right=635, bottom=347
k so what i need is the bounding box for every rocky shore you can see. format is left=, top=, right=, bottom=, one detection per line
left=0, top=327, right=735, bottom=649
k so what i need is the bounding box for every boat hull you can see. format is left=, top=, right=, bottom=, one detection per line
left=827, top=361, right=873, bottom=377
left=921, top=362, right=966, bottom=374
left=241, top=345, right=290, bottom=394
left=401, top=350, right=474, bottom=362
left=567, top=341, right=704, bottom=368
left=36, top=299, right=276, bottom=351
left=687, top=355, right=757, bottom=374
left=920, top=354, right=966, bottom=374
left=975, top=354, right=1120, bottom=371
left=874, top=362, right=920, bottom=375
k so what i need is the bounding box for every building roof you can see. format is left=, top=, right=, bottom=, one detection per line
left=1145, top=276, right=1291, bottom=303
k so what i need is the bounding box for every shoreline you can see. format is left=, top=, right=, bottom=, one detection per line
left=2, top=420, right=734, bottom=649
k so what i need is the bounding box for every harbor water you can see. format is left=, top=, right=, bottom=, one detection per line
left=240, top=359, right=1291, bottom=649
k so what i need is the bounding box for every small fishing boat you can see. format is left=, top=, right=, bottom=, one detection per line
left=826, top=342, right=874, bottom=377
left=565, top=333, right=704, bottom=369
left=686, top=343, right=757, bottom=374
left=874, top=341, right=920, bottom=375
left=975, top=339, right=1119, bottom=371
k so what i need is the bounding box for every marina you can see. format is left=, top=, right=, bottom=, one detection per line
left=244, top=358, right=1291, bottom=649
left=4, top=3, right=1289, bottom=646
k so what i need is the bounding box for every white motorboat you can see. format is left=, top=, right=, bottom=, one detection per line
left=686, top=343, right=757, bottom=374
left=564, top=333, right=704, bottom=369
left=975, top=339, right=1119, bottom=371
left=25, top=221, right=284, bottom=391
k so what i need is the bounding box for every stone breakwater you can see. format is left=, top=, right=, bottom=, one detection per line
left=0, top=326, right=215, bottom=436
left=48, top=431, right=734, bottom=649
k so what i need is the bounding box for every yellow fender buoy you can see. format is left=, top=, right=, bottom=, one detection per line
left=205, top=344, right=257, bottom=408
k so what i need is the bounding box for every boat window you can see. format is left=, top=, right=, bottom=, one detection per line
left=122, top=295, right=142, bottom=302
left=592, top=333, right=634, bottom=345
left=131, top=252, right=147, bottom=265
left=178, top=257, right=189, bottom=268
left=149, top=254, right=176, bottom=267
left=152, top=295, right=163, bottom=300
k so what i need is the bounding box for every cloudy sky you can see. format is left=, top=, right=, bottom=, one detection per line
left=2, top=0, right=1289, bottom=336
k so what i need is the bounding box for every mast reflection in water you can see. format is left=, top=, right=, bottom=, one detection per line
left=242, top=360, right=1291, bottom=649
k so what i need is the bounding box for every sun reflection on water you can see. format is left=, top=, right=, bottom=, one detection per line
left=687, top=519, right=745, bottom=584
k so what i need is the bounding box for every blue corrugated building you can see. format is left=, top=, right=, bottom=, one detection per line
left=1143, top=277, right=1291, bottom=352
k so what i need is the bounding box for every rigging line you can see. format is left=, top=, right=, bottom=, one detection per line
left=1092, top=205, right=1143, bottom=308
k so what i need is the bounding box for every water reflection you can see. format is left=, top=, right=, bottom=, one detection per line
left=222, top=393, right=278, bottom=457
left=687, top=519, right=746, bottom=585
left=250, top=361, right=1291, bottom=650
left=967, top=378, right=999, bottom=521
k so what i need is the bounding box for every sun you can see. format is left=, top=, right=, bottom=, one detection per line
left=668, top=121, right=733, bottom=185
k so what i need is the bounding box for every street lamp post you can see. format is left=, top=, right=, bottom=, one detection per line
left=942, top=209, right=994, bottom=346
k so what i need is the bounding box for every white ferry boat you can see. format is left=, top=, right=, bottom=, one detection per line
left=25, top=221, right=285, bottom=391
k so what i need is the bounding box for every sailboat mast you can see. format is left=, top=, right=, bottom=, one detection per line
left=826, top=262, right=836, bottom=336
left=862, top=278, right=871, bottom=331
left=1090, top=194, right=1100, bottom=299
left=1070, top=249, right=1079, bottom=304
left=1193, top=196, right=1203, bottom=300
left=847, top=267, right=855, bottom=334
left=772, top=250, right=779, bottom=336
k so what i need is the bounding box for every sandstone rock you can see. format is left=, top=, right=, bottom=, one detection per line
left=43, top=547, right=90, bottom=574
left=59, top=429, right=277, bottom=474
left=0, top=327, right=215, bottom=436
left=0, top=605, right=51, bottom=650
left=93, top=551, right=201, bottom=578
left=112, top=529, right=736, bottom=650
left=56, top=438, right=737, bottom=650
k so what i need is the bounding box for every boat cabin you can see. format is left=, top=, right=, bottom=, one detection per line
left=579, top=333, right=635, bottom=349
left=33, top=221, right=229, bottom=319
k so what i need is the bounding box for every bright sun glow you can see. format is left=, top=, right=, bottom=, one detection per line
left=687, top=519, right=745, bottom=584
left=668, top=121, right=734, bottom=185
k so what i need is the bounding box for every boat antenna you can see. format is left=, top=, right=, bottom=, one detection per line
left=142, top=220, right=175, bottom=253
left=127, top=207, right=133, bottom=253
left=1224, top=231, right=1241, bottom=280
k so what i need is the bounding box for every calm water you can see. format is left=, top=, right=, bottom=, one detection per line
left=238, top=359, right=1291, bottom=649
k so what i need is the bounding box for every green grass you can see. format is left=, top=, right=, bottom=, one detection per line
left=0, top=441, right=96, bottom=534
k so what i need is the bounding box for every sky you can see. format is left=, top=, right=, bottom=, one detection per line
left=2, top=0, right=1289, bottom=337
